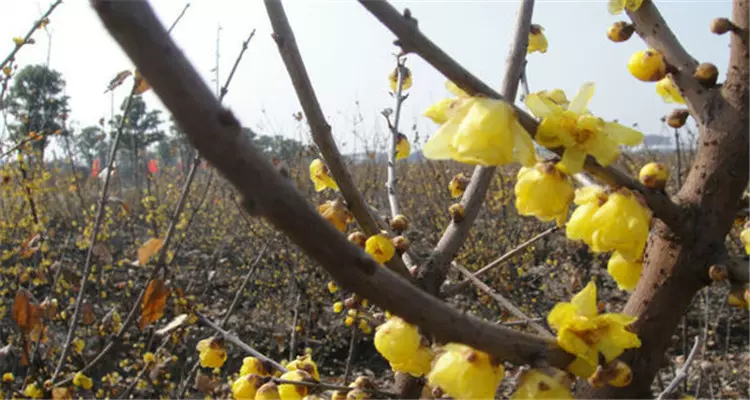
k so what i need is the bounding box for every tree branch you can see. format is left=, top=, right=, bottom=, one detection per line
left=91, top=0, right=574, bottom=370
left=358, top=0, right=682, bottom=231
left=264, top=0, right=412, bottom=281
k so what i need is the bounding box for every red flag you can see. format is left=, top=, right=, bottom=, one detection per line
left=147, top=160, right=159, bottom=175
left=91, top=159, right=101, bottom=179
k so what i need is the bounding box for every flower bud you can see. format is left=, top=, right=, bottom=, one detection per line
left=628, top=49, right=667, bottom=82
left=694, top=62, right=719, bottom=87
left=392, top=235, right=410, bottom=254
left=710, top=18, right=735, bottom=35
left=347, top=231, right=366, bottom=248
left=390, top=214, right=409, bottom=232
left=638, top=162, right=669, bottom=190
left=607, top=21, right=635, bottom=42
left=449, top=203, right=465, bottom=223
left=666, top=109, right=690, bottom=128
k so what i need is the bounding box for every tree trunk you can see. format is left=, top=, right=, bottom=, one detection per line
left=581, top=1, right=748, bottom=397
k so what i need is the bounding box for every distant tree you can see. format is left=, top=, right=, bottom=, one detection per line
left=5, top=64, right=70, bottom=160
left=110, top=95, right=164, bottom=185
left=74, top=125, right=109, bottom=170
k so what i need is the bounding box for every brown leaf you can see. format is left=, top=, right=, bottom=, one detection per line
left=12, top=289, right=41, bottom=333
left=52, top=387, right=73, bottom=400
left=105, top=70, right=132, bottom=93
left=81, top=301, right=95, bottom=326
left=138, top=238, right=164, bottom=266
left=194, top=371, right=216, bottom=394
left=140, top=279, right=169, bottom=329
left=92, top=243, right=113, bottom=264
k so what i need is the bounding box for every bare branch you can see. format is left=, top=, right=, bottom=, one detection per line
left=358, top=0, right=682, bottom=230
left=657, top=335, right=701, bottom=400
left=386, top=58, right=408, bottom=218
left=91, top=0, right=574, bottom=370
left=0, top=0, right=63, bottom=71
left=264, top=0, right=412, bottom=281
left=452, top=261, right=553, bottom=338
left=410, top=0, right=534, bottom=294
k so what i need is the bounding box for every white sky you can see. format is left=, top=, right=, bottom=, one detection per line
left=0, top=0, right=732, bottom=158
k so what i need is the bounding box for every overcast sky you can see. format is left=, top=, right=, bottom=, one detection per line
left=0, top=0, right=732, bottom=158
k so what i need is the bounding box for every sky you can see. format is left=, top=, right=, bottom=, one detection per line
left=0, top=0, right=733, bottom=158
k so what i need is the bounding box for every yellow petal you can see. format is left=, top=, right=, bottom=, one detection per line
left=558, top=327, right=598, bottom=365
left=571, top=281, right=598, bottom=318
left=607, top=252, right=642, bottom=291
left=655, top=77, right=686, bottom=104
left=608, top=0, right=625, bottom=14
left=568, top=83, right=595, bottom=114
left=586, top=134, right=621, bottom=167
left=395, top=134, right=411, bottom=160
left=559, top=146, right=587, bottom=175
left=547, top=303, right=578, bottom=331
left=423, top=119, right=460, bottom=160
left=445, top=81, right=469, bottom=97
left=567, top=356, right=597, bottom=378
left=525, top=93, right=562, bottom=119
left=604, top=122, right=644, bottom=146
left=624, top=0, right=644, bottom=11
left=512, top=120, right=538, bottom=167
left=424, top=98, right=454, bottom=125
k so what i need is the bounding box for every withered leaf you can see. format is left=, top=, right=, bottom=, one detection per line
left=138, top=238, right=164, bottom=266
left=140, top=279, right=169, bottom=329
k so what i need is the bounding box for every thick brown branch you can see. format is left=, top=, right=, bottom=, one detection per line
left=358, top=0, right=682, bottom=230
left=265, top=0, right=412, bottom=281
left=91, top=0, right=574, bottom=371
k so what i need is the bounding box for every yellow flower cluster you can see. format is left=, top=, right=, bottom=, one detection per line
left=548, top=282, right=641, bottom=377
left=373, top=316, right=434, bottom=377
left=566, top=187, right=652, bottom=289
left=423, top=82, right=536, bottom=167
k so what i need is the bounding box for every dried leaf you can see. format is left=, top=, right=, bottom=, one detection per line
left=104, top=70, right=132, bottom=93
left=155, top=314, right=188, bottom=337
left=81, top=301, right=95, bottom=326
left=140, top=279, right=169, bottom=329
left=194, top=371, right=215, bottom=394
left=92, top=243, right=113, bottom=264
left=12, top=289, right=41, bottom=333
left=138, top=238, right=164, bottom=266
left=52, top=387, right=73, bottom=400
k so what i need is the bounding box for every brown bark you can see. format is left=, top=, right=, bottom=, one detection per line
left=581, top=0, right=748, bottom=397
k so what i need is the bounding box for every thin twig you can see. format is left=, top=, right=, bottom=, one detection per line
left=658, top=335, right=701, bottom=400
left=343, top=324, right=357, bottom=385
left=196, top=312, right=287, bottom=373
left=452, top=261, right=553, bottom=339
left=265, top=0, right=413, bottom=281
left=674, top=127, right=683, bottom=188
left=0, top=0, right=63, bottom=71
left=385, top=58, right=407, bottom=218
left=92, top=0, right=575, bottom=370
left=51, top=80, right=137, bottom=383
left=358, top=0, right=682, bottom=230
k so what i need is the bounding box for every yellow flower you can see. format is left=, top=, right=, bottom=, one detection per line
left=317, top=199, right=352, bottom=232
left=327, top=281, right=339, bottom=294
left=309, top=159, right=338, bottom=192
left=427, top=343, right=505, bottom=400
left=390, top=345, right=435, bottom=377
left=728, top=292, right=749, bottom=310
left=389, top=66, right=412, bottom=93
left=232, top=373, right=263, bottom=400
left=72, top=337, right=85, bottom=354
left=73, top=372, right=93, bottom=390
left=196, top=337, right=227, bottom=369
left=333, top=302, right=344, bottom=313
left=365, top=234, right=395, bottom=264
left=143, top=351, right=156, bottom=364
left=608, top=360, right=633, bottom=387
left=2, top=66, right=11, bottom=77
left=374, top=316, right=422, bottom=365
left=740, top=227, right=750, bottom=254
left=1, top=372, right=13, bottom=383
left=240, top=356, right=270, bottom=377
left=395, top=133, right=410, bottom=160
left=608, top=0, right=644, bottom=14
left=528, top=24, right=548, bottom=54
left=24, top=382, right=43, bottom=399
left=278, top=370, right=310, bottom=400
left=607, top=252, right=643, bottom=291
left=638, top=162, right=669, bottom=190
left=12, top=37, right=25, bottom=46
left=525, top=83, right=644, bottom=174
left=511, top=369, right=572, bottom=399
left=628, top=49, right=667, bottom=82
left=655, top=76, right=685, bottom=104
left=514, top=162, right=574, bottom=226
left=448, top=173, right=469, bottom=198
left=286, top=354, right=320, bottom=381
left=424, top=82, right=537, bottom=167
left=547, top=281, right=641, bottom=376
left=256, top=382, right=281, bottom=400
